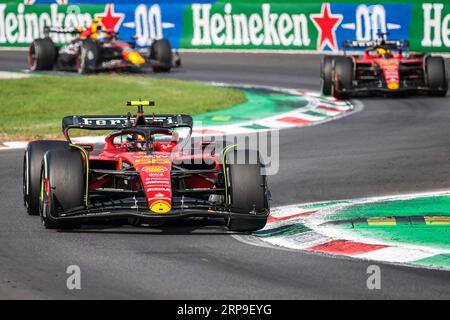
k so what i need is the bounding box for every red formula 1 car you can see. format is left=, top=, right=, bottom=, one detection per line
left=320, top=37, right=448, bottom=99
left=22, top=101, right=269, bottom=232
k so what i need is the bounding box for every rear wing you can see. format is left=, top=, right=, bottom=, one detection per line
left=43, top=27, right=80, bottom=36
left=342, top=40, right=410, bottom=54
left=62, top=114, right=193, bottom=141
left=43, top=26, right=118, bottom=37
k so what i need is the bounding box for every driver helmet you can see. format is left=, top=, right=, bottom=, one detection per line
left=126, top=134, right=146, bottom=151
left=89, top=17, right=103, bottom=39
left=376, top=47, right=391, bottom=58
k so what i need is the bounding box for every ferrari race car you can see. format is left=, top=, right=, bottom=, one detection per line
left=29, top=23, right=180, bottom=74
left=22, top=101, right=269, bottom=232
left=320, top=37, right=449, bottom=98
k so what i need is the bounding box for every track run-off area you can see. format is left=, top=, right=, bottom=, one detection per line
left=0, top=51, right=449, bottom=299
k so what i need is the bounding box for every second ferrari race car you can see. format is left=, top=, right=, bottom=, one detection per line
left=320, top=36, right=448, bottom=98
left=22, top=101, right=270, bottom=232
left=29, top=18, right=180, bottom=74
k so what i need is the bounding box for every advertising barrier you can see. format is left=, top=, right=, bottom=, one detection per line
left=0, top=0, right=449, bottom=53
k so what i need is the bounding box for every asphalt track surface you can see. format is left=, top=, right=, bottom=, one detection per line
left=0, top=51, right=449, bottom=299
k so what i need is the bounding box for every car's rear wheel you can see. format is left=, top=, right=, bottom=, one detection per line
left=28, top=38, right=57, bottom=71
left=320, top=56, right=336, bottom=96
left=332, top=56, right=354, bottom=99
left=39, top=148, right=85, bottom=229
left=77, top=40, right=100, bottom=74
left=150, top=39, right=173, bottom=73
left=223, top=148, right=269, bottom=232
left=425, top=56, right=448, bottom=97
left=23, top=140, right=69, bottom=216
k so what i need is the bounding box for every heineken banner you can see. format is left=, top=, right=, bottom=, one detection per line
left=0, top=0, right=449, bottom=52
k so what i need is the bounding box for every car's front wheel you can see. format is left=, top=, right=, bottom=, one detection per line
left=332, top=56, right=354, bottom=100
left=23, top=140, right=69, bottom=216
left=150, top=39, right=173, bottom=73
left=77, top=40, right=100, bottom=74
left=320, top=56, right=336, bottom=96
left=28, top=38, right=57, bottom=71
left=425, top=56, right=448, bottom=97
left=223, top=147, right=269, bottom=232
left=39, top=148, right=85, bottom=229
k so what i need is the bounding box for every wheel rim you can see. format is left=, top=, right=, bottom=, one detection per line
left=28, top=45, right=37, bottom=70
left=39, top=170, right=50, bottom=224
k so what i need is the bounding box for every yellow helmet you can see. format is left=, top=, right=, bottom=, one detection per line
left=92, top=17, right=103, bottom=24
left=91, top=17, right=103, bottom=30
left=376, top=48, right=386, bottom=55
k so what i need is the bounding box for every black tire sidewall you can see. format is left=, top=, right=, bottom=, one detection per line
left=39, top=148, right=84, bottom=229
left=332, top=56, right=354, bottom=99
left=224, top=148, right=269, bottom=232
left=321, top=56, right=335, bottom=96
left=29, top=38, right=57, bottom=71
left=79, top=40, right=100, bottom=74
left=23, top=140, right=69, bottom=216
left=151, top=39, right=172, bottom=72
left=426, top=56, right=448, bottom=96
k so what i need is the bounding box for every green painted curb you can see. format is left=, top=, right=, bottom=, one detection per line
left=193, top=88, right=309, bottom=126
left=330, top=195, right=450, bottom=252
left=414, top=254, right=450, bottom=269
left=254, top=224, right=311, bottom=238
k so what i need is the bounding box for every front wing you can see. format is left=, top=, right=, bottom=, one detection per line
left=48, top=198, right=269, bottom=224
left=341, top=86, right=433, bottom=95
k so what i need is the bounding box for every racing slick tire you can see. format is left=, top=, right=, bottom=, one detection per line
left=332, top=56, right=354, bottom=100
left=28, top=38, right=57, bottom=71
left=320, top=56, right=337, bottom=96
left=23, top=140, right=69, bottom=216
left=78, top=39, right=100, bottom=74
left=223, top=148, right=269, bottom=232
left=150, top=39, right=173, bottom=73
left=39, top=148, right=84, bottom=229
left=425, top=56, right=448, bottom=97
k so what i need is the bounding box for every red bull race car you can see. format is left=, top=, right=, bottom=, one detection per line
left=320, top=37, right=448, bottom=99
left=22, top=101, right=269, bottom=232
left=29, top=18, right=180, bottom=74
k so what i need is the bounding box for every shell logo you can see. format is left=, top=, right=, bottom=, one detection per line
left=150, top=200, right=171, bottom=214
left=142, top=166, right=167, bottom=173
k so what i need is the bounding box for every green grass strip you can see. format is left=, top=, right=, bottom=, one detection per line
left=0, top=75, right=245, bottom=142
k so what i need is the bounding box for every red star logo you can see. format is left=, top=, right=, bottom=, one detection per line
left=95, top=4, right=125, bottom=31
left=311, top=3, right=343, bottom=52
